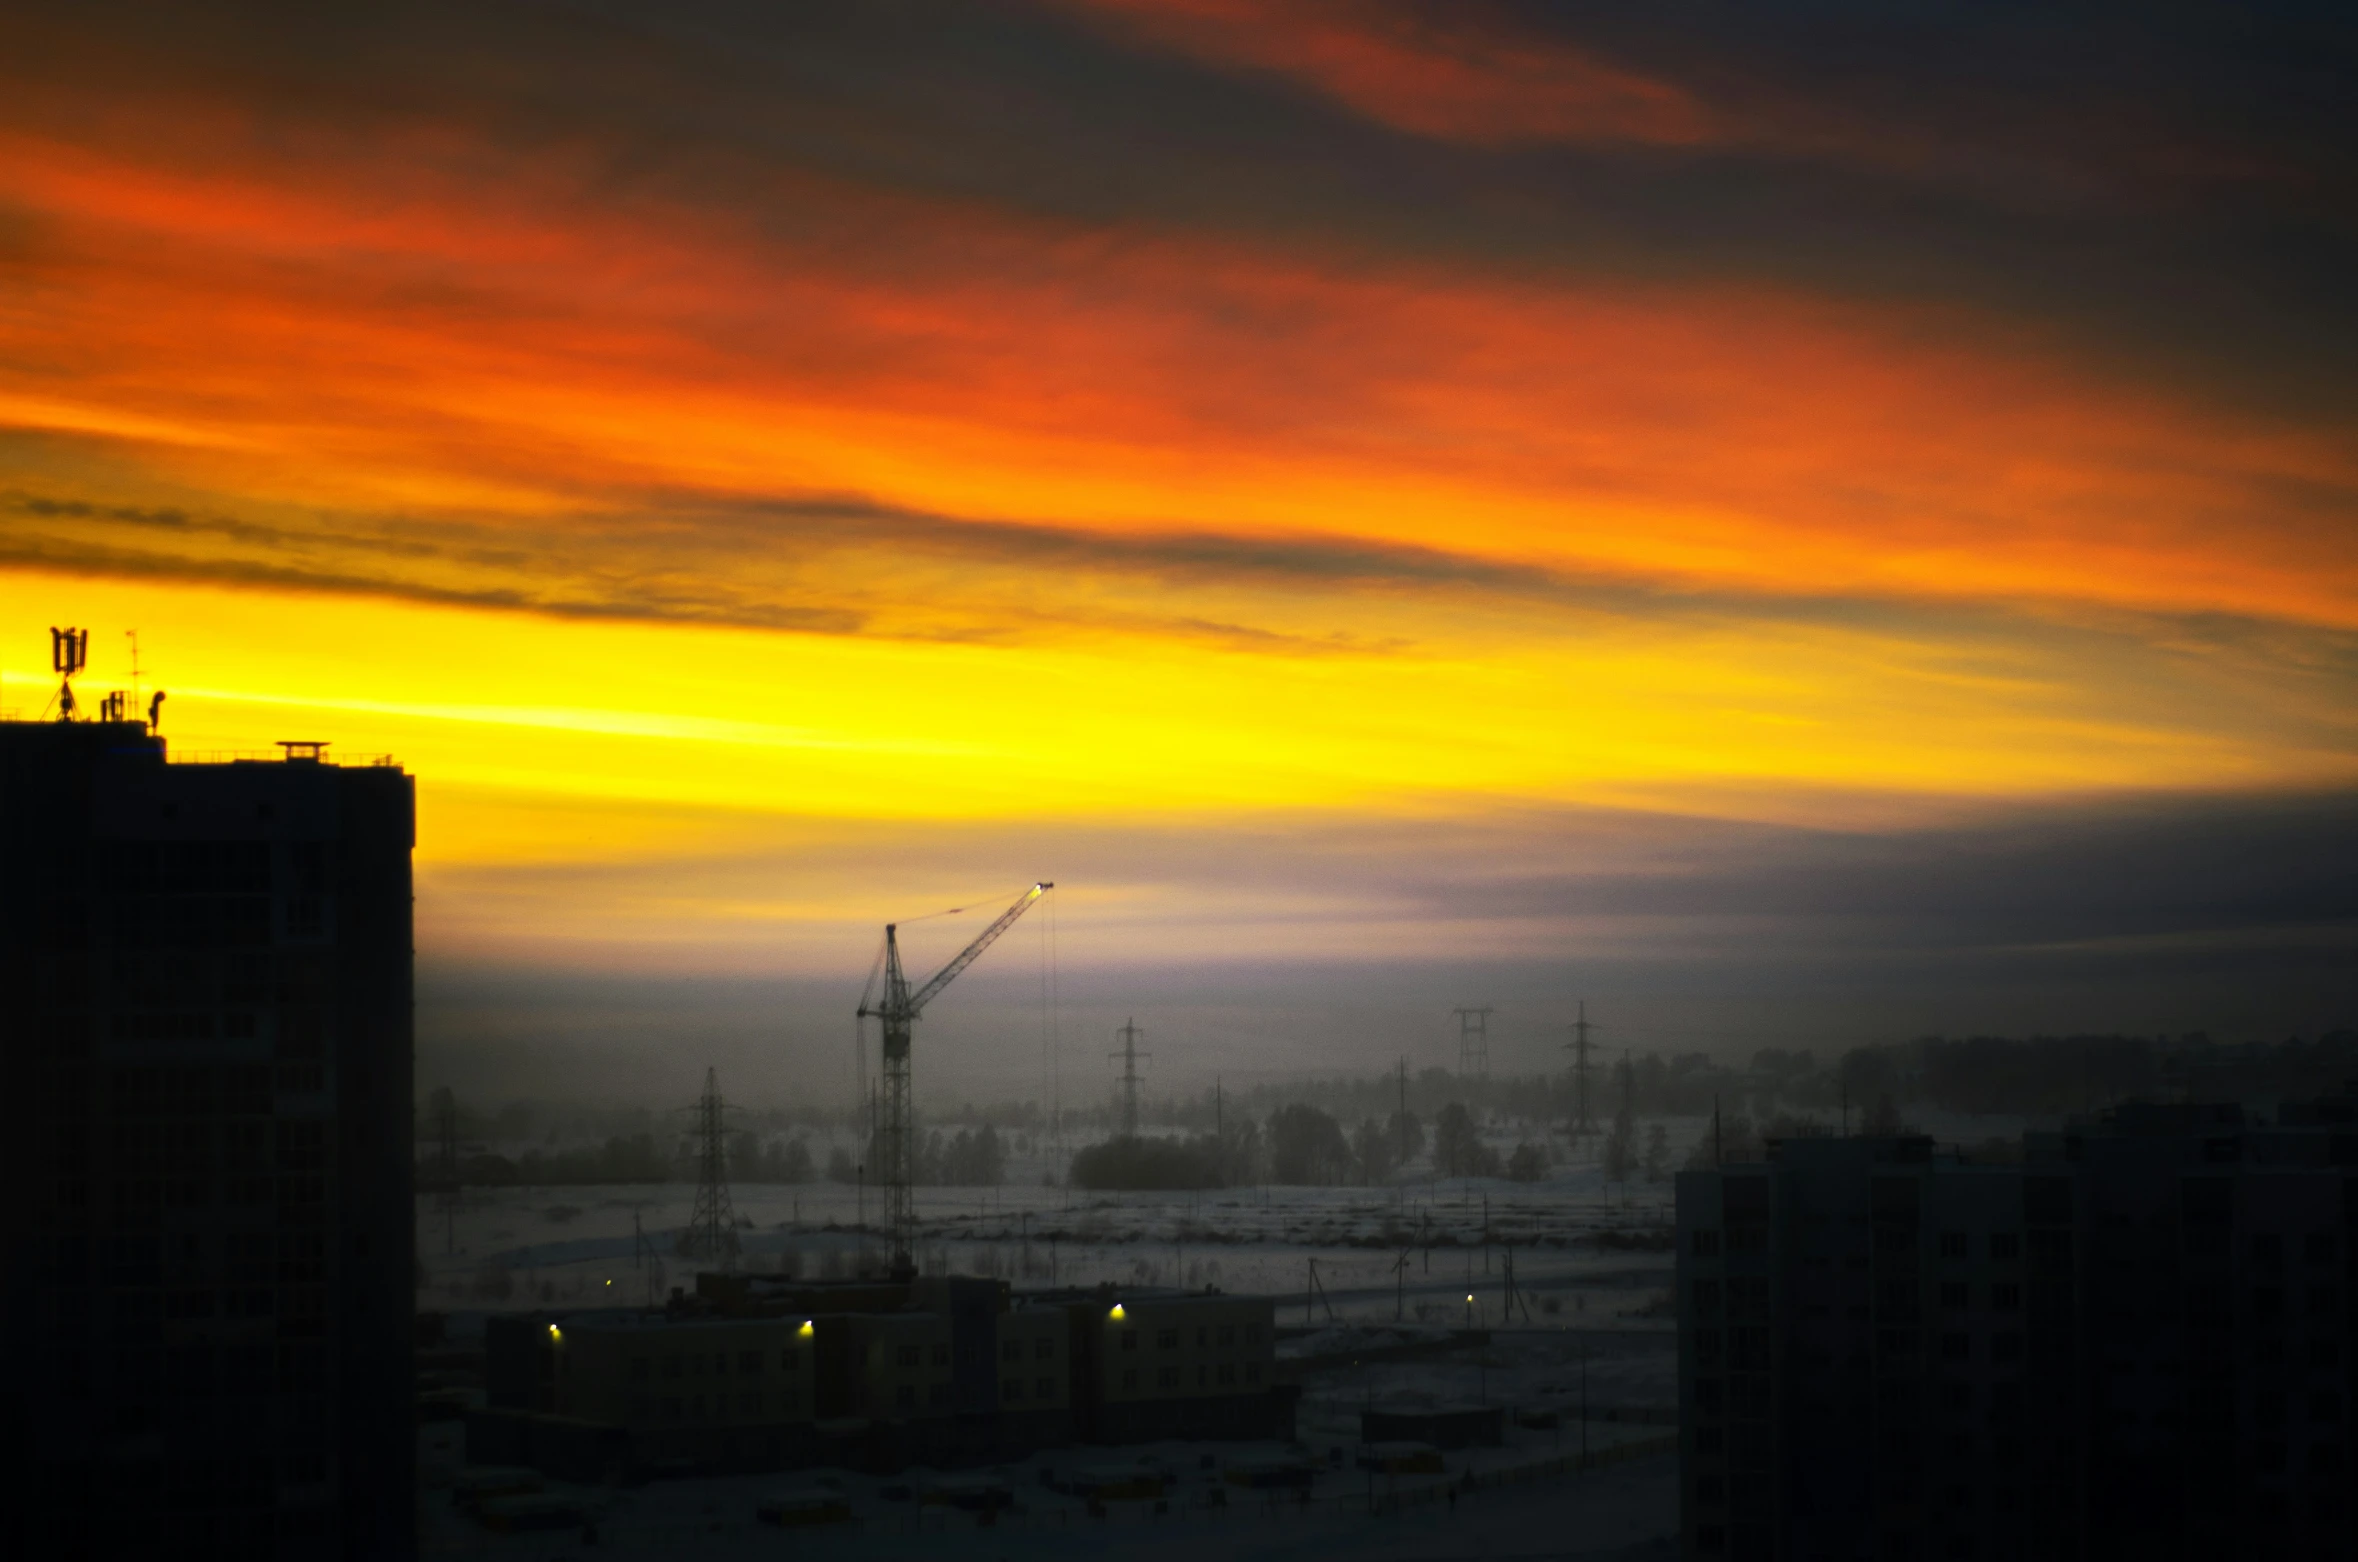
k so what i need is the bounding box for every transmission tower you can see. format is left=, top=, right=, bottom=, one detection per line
left=1565, top=1001, right=1602, bottom=1140
left=678, top=1067, right=740, bottom=1268
left=1110, top=1019, right=1150, bottom=1136
left=1452, top=1006, right=1495, bottom=1078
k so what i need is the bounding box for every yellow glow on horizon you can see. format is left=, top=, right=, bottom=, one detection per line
left=1, top=566, right=2346, bottom=890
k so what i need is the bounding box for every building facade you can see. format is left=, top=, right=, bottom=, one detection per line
left=1677, top=1105, right=2357, bottom=1562
left=476, top=1275, right=1286, bottom=1476
left=0, top=719, right=415, bottom=1560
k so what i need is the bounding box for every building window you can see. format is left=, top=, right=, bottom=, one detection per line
left=1245, top=1364, right=1260, bottom=1384
left=1693, top=1230, right=1721, bottom=1257
left=1942, top=1334, right=1970, bottom=1363
left=1692, top=1279, right=1722, bottom=1318
left=1037, top=1377, right=1056, bottom=1399
left=1219, top=1326, right=1235, bottom=1346
left=1036, top=1337, right=1054, bottom=1360
left=739, top=1350, right=762, bottom=1375
left=898, top=1345, right=921, bottom=1368
left=1988, top=1233, right=2020, bottom=1260
left=1158, top=1329, right=1178, bottom=1350
left=1004, top=1377, right=1023, bottom=1402
left=1159, top=1367, right=1180, bottom=1389
left=630, top=1358, right=648, bottom=1381
left=662, top=1356, right=682, bottom=1379
left=897, top=1385, right=916, bottom=1411
left=1991, top=1333, right=2022, bottom=1364
left=780, top=1350, right=798, bottom=1371
left=1990, top=1284, right=2021, bottom=1311
left=1219, top=1363, right=1235, bottom=1385
left=1940, top=1232, right=1967, bottom=1260
left=1940, top=1282, right=1968, bottom=1310
left=663, top=1398, right=681, bottom=1420
left=1121, top=1370, right=1137, bottom=1391
left=1003, top=1340, right=1021, bottom=1362
left=1120, top=1331, right=1137, bottom=1352
left=932, top=1344, right=949, bottom=1367
left=715, top=1353, right=729, bottom=1375
left=740, top=1392, right=759, bottom=1415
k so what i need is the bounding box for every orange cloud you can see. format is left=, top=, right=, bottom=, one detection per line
left=1057, top=0, right=1715, bottom=147
left=3, top=103, right=2352, bottom=643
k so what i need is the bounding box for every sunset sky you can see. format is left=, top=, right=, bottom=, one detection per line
left=4, top=3, right=2352, bottom=1102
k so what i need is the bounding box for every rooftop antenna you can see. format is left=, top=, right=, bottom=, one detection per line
left=48, top=626, right=88, bottom=722
left=1452, top=1005, right=1495, bottom=1079
left=1111, top=1019, right=1149, bottom=1138
left=125, top=629, right=141, bottom=716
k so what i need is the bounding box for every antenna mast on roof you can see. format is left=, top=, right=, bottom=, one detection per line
left=48, top=626, right=87, bottom=722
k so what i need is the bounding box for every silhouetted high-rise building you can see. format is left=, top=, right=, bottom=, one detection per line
left=0, top=719, right=414, bottom=1561
left=1678, top=1105, right=2356, bottom=1562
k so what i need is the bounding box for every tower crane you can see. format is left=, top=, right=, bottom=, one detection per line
left=857, top=881, right=1052, bottom=1278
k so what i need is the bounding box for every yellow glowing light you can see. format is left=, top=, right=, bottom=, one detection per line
left=798, top=1320, right=815, bottom=1337
left=548, top=1324, right=562, bottom=1340
left=1109, top=1304, right=1126, bottom=1320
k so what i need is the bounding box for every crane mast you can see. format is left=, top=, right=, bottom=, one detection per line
left=857, top=882, right=1051, bottom=1278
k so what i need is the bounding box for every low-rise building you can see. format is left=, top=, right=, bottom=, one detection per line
left=1063, top=1285, right=1286, bottom=1442
left=472, top=1274, right=1289, bottom=1476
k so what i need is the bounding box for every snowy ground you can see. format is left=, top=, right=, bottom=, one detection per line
left=418, top=1137, right=1698, bottom=1556
left=418, top=1122, right=1686, bottom=1331
left=421, top=1372, right=1677, bottom=1559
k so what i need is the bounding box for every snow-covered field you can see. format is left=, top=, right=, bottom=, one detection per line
left=417, top=1135, right=1696, bottom=1557
left=419, top=1121, right=1691, bottom=1329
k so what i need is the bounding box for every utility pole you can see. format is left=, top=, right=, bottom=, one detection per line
left=1451, top=1006, right=1495, bottom=1079
left=1565, top=1001, right=1601, bottom=1142
left=1110, top=1018, right=1149, bottom=1137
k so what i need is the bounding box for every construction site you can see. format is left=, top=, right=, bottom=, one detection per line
left=416, top=884, right=1688, bottom=1553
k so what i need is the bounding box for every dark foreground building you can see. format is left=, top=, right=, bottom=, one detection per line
left=1677, top=1102, right=2358, bottom=1562
left=472, top=1273, right=1293, bottom=1480
left=0, top=717, right=414, bottom=1560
